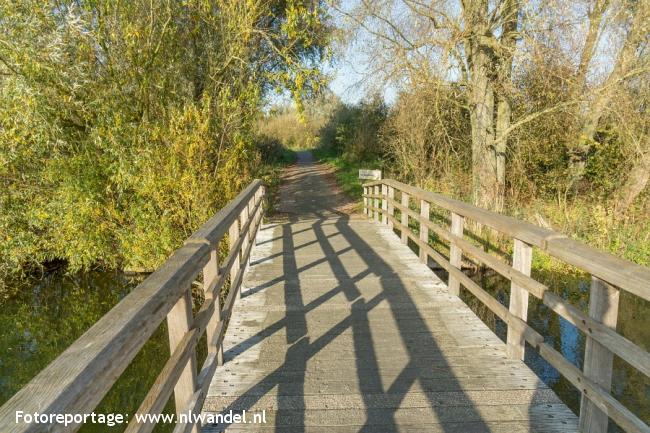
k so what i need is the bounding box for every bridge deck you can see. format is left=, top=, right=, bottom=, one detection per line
left=201, top=153, right=578, bottom=432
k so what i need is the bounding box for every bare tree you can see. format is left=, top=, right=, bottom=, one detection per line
left=331, top=0, right=650, bottom=213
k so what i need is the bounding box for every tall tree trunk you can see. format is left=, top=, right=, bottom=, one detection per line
left=494, top=0, right=520, bottom=213
left=464, top=0, right=500, bottom=212
left=569, top=0, right=649, bottom=185
left=615, top=146, right=650, bottom=216
left=575, top=0, right=610, bottom=91
left=469, top=48, right=498, bottom=211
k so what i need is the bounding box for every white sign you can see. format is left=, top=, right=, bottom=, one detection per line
left=358, top=169, right=382, bottom=180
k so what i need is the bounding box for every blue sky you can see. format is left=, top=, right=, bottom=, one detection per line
left=324, top=20, right=399, bottom=106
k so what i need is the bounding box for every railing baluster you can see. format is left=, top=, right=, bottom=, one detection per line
left=579, top=277, right=620, bottom=433
left=381, top=183, right=388, bottom=225
left=240, top=203, right=249, bottom=267
left=506, top=238, right=533, bottom=360
left=401, top=191, right=409, bottom=244
left=202, top=249, right=223, bottom=365
left=363, top=186, right=368, bottom=216
left=374, top=185, right=380, bottom=222
left=419, top=199, right=430, bottom=264
left=448, top=212, right=464, bottom=296
left=166, top=290, right=198, bottom=433
left=229, top=219, right=241, bottom=298
left=387, top=186, right=395, bottom=230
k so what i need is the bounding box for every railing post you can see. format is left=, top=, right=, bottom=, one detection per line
left=374, top=185, right=380, bottom=222
left=579, top=277, right=620, bottom=433
left=229, top=219, right=241, bottom=298
left=381, top=184, right=388, bottom=225
left=203, top=249, right=223, bottom=365
left=240, top=203, right=249, bottom=268
left=448, top=212, right=464, bottom=296
left=419, top=199, right=430, bottom=264
left=255, top=186, right=265, bottom=239
left=167, top=289, right=198, bottom=433
left=400, top=191, right=409, bottom=244
left=506, top=238, right=533, bottom=360
left=387, top=186, right=395, bottom=230
left=363, top=186, right=368, bottom=216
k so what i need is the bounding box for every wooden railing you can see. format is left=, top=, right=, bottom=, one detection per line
left=363, top=179, right=650, bottom=433
left=0, top=180, right=266, bottom=433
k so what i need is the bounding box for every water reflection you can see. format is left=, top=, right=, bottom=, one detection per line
left=0, top=270, right=175, bottom=433
left=460, top=267, right=650, bottom=433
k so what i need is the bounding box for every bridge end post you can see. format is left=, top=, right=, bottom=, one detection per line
left=381, top=184, right=388, bottom=225
left=363, top=186, right=368, bottom=216
left=419, top=199, right=430, bottom=264
left=578, top=277, right=619, bottom=433
left=506, top=238, right=533, bottom=360
left=374, top=185, right=380, bottom=222
left=448, top=212, right=464, bottom=295
left=387, top=186, right=395, bottom=229
left=400, top=192, right=409, bottom=244
left=203, top=249, right=223, bottom=365
left=229, top=220, right=241, bottom=298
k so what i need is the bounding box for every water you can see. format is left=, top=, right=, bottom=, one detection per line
left=0, top=270, right=176, bottom=433
left=460, top=265, right=650, bottom=432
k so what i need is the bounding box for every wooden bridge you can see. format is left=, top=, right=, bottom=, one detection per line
left=1, top=152, right=649, bottom=433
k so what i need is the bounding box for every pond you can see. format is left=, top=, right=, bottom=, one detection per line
left=0, top=270, right=177, bottom=433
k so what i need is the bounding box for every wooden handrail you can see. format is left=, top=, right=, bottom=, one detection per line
left=0, top=180, right=266, bottom=433
left=364, top=179, right=650, bottom=300
left=363, top=180, right=650, bottom=433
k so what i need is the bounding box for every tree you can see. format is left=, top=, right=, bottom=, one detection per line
left=330, top=0, right=649, bottom=213
left=0, top=0, right=331, bottom=287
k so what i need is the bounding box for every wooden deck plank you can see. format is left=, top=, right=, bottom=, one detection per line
left=200, top=153, right=578, bottom=432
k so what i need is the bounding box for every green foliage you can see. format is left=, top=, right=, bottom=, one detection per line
left=0, top=0, right=331, bottom=288
left=319, top=97, right=387, bottom=163
left=310, top=76, right=649, bottom=270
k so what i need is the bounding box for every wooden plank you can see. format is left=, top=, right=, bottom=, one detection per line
left=448, top=213, right=464, bottom=296
left=363, top=186, right=368, bottom=215
left=186, top=180, right=262, bottom=246
left=579, top=278, right=620, bottom=433
left=506, top=239, right=532, bottom=360
left=229, top=219, right=241, bottom=298
left=387, top=186, right=395, bottom=230
left=203, top=249, right=223, bottom=364
left=546, top=237, right=650, bottom=302
left=401, top=191, right=409, bottom=244
left=536, top=342, right=648, bottom=433
left=167, top=290, right=198, bottom=433
left=125, top=289, right=218, bottom=433
left=419, top=199, right=430, bottom=264
left=381, top=179, right=557, bottom=248
left=381, top=184, right=388, bottom=225
left=387, top=194, right=650, bottom=376
left=381, top=179, right=650, bottom=301
left=403, top=227, right=649, bottom=433
left=240, top=204, right=250, bottom=267
left=126, top=329, right=200, bottom=433
left=170, top=203, right=266, bottom=433
left=374, top=185, right=380, bottom=222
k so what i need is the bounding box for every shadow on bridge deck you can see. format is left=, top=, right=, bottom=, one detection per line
left=200, top=152, right=577, bottom=432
